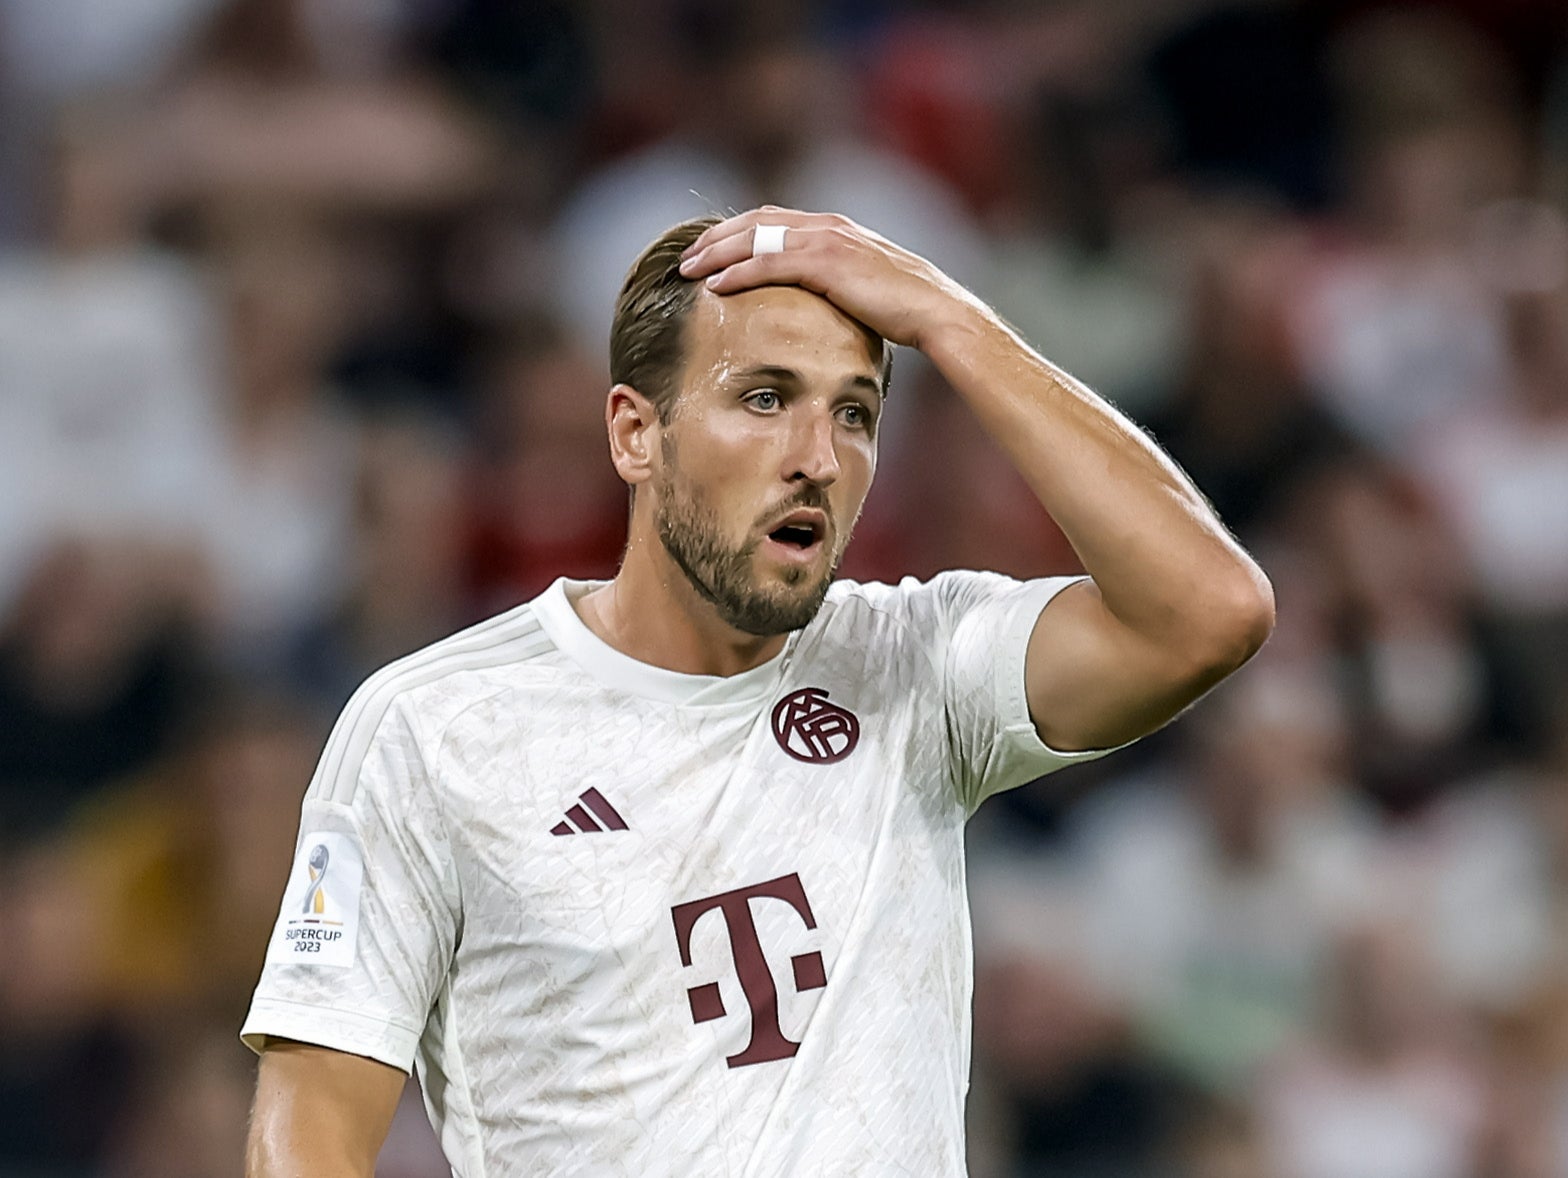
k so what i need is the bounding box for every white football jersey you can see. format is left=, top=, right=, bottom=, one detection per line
left=242, top=572, right=1120, bottom=1177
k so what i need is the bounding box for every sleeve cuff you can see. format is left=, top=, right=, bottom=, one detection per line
left=240, top=996, right=422, bottom=1074
left=987, top=575, right=1132, bottom=790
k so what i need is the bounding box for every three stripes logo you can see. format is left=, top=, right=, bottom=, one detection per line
left=550, top=787, right=629, bottom=836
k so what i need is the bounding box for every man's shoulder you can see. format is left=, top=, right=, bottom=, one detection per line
left=332, top=595, right=562, bottom=747
left=302, top=593, right=580, bottom=809
left=810, top=571, right=1013, bottom=661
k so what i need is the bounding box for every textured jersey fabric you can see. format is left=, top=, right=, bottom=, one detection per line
left=242, top=571, right=1119, bottom=1177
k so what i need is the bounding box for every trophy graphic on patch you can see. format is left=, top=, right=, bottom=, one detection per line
left=302, top=843, right=330, bottom=916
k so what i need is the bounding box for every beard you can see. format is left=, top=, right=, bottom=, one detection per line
left=653, top=453, right=848, bottom=637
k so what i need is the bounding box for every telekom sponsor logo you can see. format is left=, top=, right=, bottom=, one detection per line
left=671, top=873, right=827, bottom=1068
left=771, top=688, right=860, bottom=764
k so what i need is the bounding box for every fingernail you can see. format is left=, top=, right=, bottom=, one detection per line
left=705, top=274, right=722, bottom=288
left=678, top=255, right=697, bottom=274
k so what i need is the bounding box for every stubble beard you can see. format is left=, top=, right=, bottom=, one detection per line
left=653, top=458, right=848, bottom=638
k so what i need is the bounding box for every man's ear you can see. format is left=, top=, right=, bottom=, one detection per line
left=606, top=382, right=662, bottom=486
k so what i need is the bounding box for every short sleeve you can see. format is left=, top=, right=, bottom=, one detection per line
left=240, top=693, right=460, bottom=1073
left=922, top=570, right=1128, bottom=811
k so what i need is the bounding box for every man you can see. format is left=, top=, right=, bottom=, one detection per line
left=242, top=208, right=1274, bottom=1176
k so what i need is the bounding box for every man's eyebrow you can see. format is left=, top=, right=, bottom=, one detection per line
left=728, top=365, right=801, bottom=385
left=728, top=365, right=884, bottom=399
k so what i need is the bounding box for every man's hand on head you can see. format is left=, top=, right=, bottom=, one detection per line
left=678, top=207, right=988, bottom=355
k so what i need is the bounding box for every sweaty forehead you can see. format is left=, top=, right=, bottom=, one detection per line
left=683, top=285, right=883, bottom=386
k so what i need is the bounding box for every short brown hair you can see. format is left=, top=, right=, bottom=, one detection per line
left=608, top=215, right=894, bottom=421
left=609, top=214, right=721, bottom=422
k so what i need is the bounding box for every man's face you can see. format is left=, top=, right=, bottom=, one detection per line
left=651, top=285, right=883, bottom=636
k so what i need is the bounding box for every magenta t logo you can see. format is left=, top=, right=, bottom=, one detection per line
left=671, top=873, right=828, bottom=1068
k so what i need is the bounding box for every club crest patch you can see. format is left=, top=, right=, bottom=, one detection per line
left=265, top=831, right=363, bottom=968
left=771, top=687, right=860, bottom=764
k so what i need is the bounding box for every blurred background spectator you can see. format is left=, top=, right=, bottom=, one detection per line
left=3, top=1, right=1568, bottom=1175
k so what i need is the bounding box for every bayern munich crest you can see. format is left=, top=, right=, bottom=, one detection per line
left=771, top=688, right=860, bottom=764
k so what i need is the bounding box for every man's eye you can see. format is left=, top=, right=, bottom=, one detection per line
left=839, top=404, right=871, bottom=428
left=747, top=389, right=781, bottom=410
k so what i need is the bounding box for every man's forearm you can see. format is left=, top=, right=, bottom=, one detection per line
left=922, top=305, right=1273, bottom=661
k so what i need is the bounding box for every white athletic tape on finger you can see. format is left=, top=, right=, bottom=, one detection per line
left=752, top=224, right=787, bottom=256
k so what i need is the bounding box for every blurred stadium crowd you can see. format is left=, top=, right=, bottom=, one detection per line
left=2, top=0, right=1568, bottom=1175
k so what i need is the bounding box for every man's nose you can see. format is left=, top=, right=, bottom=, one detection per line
left=785, top=411, right=841, bottom=486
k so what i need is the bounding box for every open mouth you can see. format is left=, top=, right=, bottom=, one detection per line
left=763, top=510, right=828, bottom=558
left=769, top=523, right=821, bottom=549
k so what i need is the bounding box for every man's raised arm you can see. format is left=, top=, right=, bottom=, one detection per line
left=247, top=1042, right=406, bottom=1178
left=923, top=310, right=1273, bottom=750
left=681, top=207, right=1275, bottom=751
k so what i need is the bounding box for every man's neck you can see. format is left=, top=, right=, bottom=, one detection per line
left=574, top=534, right=789, bottom=678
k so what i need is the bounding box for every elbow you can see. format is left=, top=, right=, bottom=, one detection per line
left=1196, top=563, right=1276, bottom=677
left=1204, top=567, right=1279, bottom=677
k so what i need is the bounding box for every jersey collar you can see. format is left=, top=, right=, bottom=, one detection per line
left=533, top=577, right=800, bottom=707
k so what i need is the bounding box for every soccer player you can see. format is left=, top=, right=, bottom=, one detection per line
left=242, top=208, right=1274, bottom=1176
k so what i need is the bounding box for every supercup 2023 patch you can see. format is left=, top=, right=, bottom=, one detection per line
left=265, top=831, right=363, bottom=969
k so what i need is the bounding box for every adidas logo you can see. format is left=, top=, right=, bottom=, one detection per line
left=550, top=788, right=629, bottom=836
